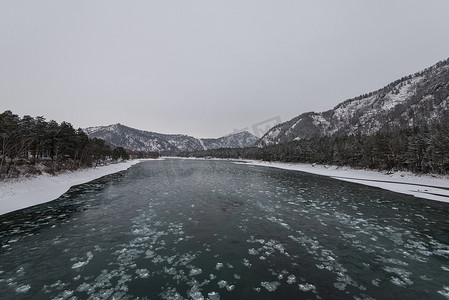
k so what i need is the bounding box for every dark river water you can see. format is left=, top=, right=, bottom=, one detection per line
left=1, top=159, right=449, bottom=300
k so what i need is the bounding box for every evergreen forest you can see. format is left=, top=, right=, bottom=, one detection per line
left=177, top=111, right=449, bottom=175
left=0, top=110, right=129, bottom=179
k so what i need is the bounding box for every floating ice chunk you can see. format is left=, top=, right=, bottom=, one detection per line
left=145, top=250, right=155, bottom=258
left=435, top=249, right=449, bottom=256
left=160, top=287, right=183, bottom=299
left=215, top=263, right=223, bottom=270
left=226, top=285, right=235, bottom=291
left=259, top=256, right=266, bottom=261
left=234, top=274, right=241, bottom=280
left=334, top=282, right=346, bottom=290
left=242, top=258, right=252, bottom=267
left=76, top=283, right=90, bottom=292
left=287, top=275, right=296, bottom=284
left=438, top=286, right=449, bottom=299
left=152, top=255, right=165, bottom=264
left=164, top=267, right=177, bottom=275
left=298, top=283, right=316, bottom=292
left=209, top=274, right=216, bottom=280
left=378, top=257, right=408, bottom=266
left=188, top=286, right=204, bottom=300
left=390, top=277, right=407, bottom=287
left=166, top=255, right=177, bottom=265
left=261, top=281, right=280, bottom=292
left=189, top=268, right=203, bottom=276
left=248, top=248, right=258, bottom=255
left=56, top=290, right=74, bottom=299
left=136, top=269, right=150, bottom=278
left=71, top=251, right=94, bottom=269
left=15, top=284, right=31, bottom=294
left=208, top=291, right=220, bottom=300
left=16, top=267, right=25, bottom=276
left=383, top=267, right=413, bottom=286
left=217, top=280, right=227, bottom=289
left=442, top=266, right=449, bottom=271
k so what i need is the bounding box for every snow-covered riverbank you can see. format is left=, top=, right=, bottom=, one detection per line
left=238, top=160, right=449, bottom=204
left=0, top=160, right=147, bottom=216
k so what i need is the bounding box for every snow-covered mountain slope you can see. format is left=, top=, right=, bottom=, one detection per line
left=201, top=131, right=259, bottom=150
left=83, top=124, right=258, bottom=152
left=257, top=57, right=449, bottom=147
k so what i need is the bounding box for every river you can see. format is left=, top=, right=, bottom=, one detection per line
left=1, top=159, right=448, bottom=299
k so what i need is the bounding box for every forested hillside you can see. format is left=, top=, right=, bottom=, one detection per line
left=0, top=111, right=128, bottom=179
left=258, top=57, right=449, bottom=146
left=178, top=105, right=449, bottom=174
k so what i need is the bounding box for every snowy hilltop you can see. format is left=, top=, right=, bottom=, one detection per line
left=257, top=58, right=449, bottom=147
left=84, top=124, right=258, bottom=153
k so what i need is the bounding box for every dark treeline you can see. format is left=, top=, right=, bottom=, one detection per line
left=0, top=110, right=129, bottom=179
left=176, top=112, right=449, bottom=174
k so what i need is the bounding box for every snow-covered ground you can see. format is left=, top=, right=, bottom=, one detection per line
left=0, top=160, right=149, bottom=216
left=237, top=160, right=449, bottom=204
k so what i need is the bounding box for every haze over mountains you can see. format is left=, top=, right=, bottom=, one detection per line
left=257, top=58, right=449, bottom=147
left=83, top=124, right=259, bottom=153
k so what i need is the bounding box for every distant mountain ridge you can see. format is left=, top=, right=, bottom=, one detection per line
left=83, top=124, right=258, bottom=153
left=257, top=57, right=449, bottom=147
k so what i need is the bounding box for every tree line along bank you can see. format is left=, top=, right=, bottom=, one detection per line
left=176, top=111, right=449, bottom=175
left=0, top=110, right=158, bottom=180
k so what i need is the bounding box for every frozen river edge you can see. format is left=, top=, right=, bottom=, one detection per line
left=237, top=160, right=449, bottom=204
left=0, top=159, right=153, bottom=216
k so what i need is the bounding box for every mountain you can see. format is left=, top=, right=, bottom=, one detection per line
left=83, top=124, right=258, bottom=152
left=257, top=58, right=449, bottom=147
left=201, top=131, right=259, bottom=150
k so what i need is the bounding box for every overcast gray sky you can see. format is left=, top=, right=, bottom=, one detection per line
left=1, top=1, right=449, bottom=138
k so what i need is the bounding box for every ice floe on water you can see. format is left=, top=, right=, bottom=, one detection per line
left=217, top=280, right=227, bottom=289
left=287, top=274, right=296, bottom=284
left=438, top=286, right=449, bottom=299
left=298, top=283, right=316, bottom=292
left=384, top=266, right=414, bottom=287
left=260, top=281, right=281, bottom=292
left=248, top=248, right=258, bottom=255
left=15, top=284, right=31, bottom=294
left=207, top=291, right=220, bottom=300
left=135, top=268, right=150, bottom=279
left=189, top=268, right=203, bottom=276
left=71, top=251, right=94, bottom=269
left=242, top=258, right=252, bottom=268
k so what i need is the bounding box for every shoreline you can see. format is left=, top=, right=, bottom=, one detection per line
left=1, top=157, right=448, bottom=217
left=237, top=160, right=449, bottom=203
left=0, top=159, right=149, bottom=216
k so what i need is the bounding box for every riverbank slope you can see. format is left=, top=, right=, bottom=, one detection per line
left=0, top=160, right=145, bottom=216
